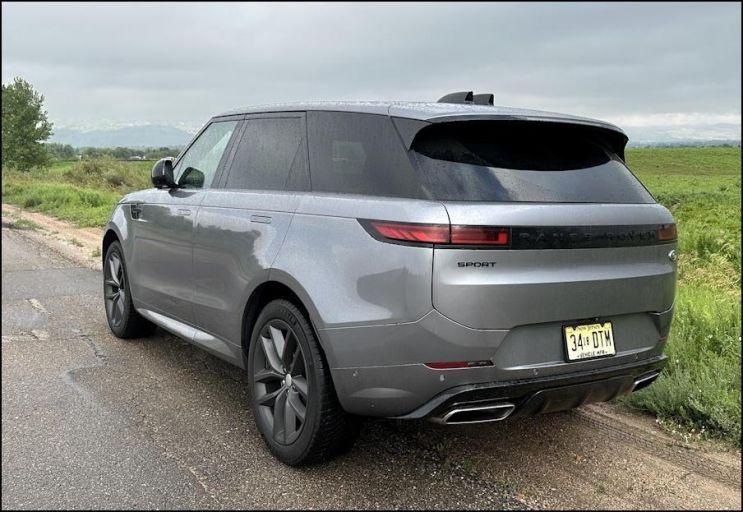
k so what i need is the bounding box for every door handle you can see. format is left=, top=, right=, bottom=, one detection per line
left=130, top=203, right=142, bottom=219
left=250, top=215, right=272, bottom=224
left=177, top=208, right=192, bottom=216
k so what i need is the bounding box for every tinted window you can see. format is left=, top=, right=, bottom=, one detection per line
left=307, top=112, right=423, bottom=198
left=224, top=117, right=309, bottom=191
left=411, top=121, right=653, bottom=203
left=175, top=121, right=237, bottom=189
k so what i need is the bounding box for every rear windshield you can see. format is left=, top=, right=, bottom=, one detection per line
left=411, top=121, right=654, bottom=203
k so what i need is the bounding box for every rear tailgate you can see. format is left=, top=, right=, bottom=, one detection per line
left=433, top=202, right=677, bottom=330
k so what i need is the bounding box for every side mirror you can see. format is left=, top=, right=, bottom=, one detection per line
left=151, top=157, right=177, bottom=188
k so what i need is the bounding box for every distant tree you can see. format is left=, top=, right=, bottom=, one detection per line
left=81, top=147, right=107, bottom=159
left=45, top=142, right=76, bottom=161
left=144, top=146, right=182, bottom=160
left=1, top=77, right=53, bottom=171
left=111, top=146, right=134, bottom=159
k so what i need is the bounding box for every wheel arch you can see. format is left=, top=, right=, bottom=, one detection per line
left=240, top=274, right=335, bottom=369
left=102, top=226, right=121, bottom=265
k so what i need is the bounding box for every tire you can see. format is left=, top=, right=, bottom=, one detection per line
left=247, top=299, right=359, bottom=465
left=103, top=241, right=156, bottom=338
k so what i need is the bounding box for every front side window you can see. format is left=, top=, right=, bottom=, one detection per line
left=175, top=120, right=238, bottom=189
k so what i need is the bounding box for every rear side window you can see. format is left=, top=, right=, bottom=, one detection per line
left=224, top=116, right=309, bottom=191
left=411, top=121, right=654, bottom=203
left=307, top=111, right=423, bottom=198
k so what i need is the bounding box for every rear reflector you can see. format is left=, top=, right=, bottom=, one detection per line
left=657, top=224, right=677, bottom=242
left=425, top=360, right=493, bottom=369
left=451, top=225, right=509, bottom=245
left=363, top=220, right=510, bottom=247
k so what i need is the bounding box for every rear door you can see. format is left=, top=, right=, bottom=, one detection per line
left=191, top=113, right=308, bottom=356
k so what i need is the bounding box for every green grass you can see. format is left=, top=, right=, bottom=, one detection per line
left=10, top=217, right=42, bottom=230
left=2, top=147, right=741, bottom=445
left=622, top=147, right=741, bottom=446
left=2, top=158, right=151, bottom=227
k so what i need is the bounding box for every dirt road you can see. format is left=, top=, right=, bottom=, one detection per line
left=2, top=206, right=740, bottom=509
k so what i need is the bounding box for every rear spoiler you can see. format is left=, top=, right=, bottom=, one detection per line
left=391, top=116, right=629, bottom=161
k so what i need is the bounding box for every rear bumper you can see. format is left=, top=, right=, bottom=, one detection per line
left=395, top=355, right=666, bottom=420
left=323, top=307, right=672, bottom=417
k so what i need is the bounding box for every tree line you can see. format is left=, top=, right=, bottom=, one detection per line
left=44, top=143, right=183, bottom=162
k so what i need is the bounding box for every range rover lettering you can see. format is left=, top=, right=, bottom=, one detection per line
left=102, top=92, right=677, bottom=465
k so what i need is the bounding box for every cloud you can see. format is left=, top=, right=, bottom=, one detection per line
left=2, top=2, right=740, bottom=140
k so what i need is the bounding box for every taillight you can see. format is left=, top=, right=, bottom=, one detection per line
left=361, top=219, right=510, bottom=247
left=367, top=221, right=450, bottom=244
left=451, top=225, right=509, bottom=246
left=657, top=224, right=677, bottom=242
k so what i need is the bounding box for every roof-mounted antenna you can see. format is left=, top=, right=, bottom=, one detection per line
left=472, top=93, right=494, bottom=106
left=437, top=91, right=473, bottom=104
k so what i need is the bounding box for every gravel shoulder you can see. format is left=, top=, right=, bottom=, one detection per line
left=2, top=205, right=740, bottom=510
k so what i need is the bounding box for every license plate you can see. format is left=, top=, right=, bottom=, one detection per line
left=563, top=321, right=616, bottom=361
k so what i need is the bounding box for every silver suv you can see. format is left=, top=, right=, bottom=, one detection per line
left=102, top=93, right=677, bottom=465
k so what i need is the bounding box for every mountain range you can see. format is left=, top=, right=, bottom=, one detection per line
left=50, top=125, right=194, bottom=148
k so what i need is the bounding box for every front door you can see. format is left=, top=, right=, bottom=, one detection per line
left=129, top=119, right=240, bottom=325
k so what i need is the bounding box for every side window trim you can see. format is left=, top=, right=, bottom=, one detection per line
left=214, top=119, right=248, bottom=189
left=219, top=112, right=308, bottom=192
left=210, top=118, right=246, bottom=189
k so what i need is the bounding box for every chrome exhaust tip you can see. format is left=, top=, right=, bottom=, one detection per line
left=435, top=403, right=516, bottom=425
left=631, top=371, right=660, bottom=392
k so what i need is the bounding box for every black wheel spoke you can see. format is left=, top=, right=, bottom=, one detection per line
left=287, top=389, right=306, bottom=421
left=116, top=293, right=125, bottom=312
left=284, top=395, right=298, bottom=442
left=110, top=295, right=120, bottom=323
left=254, top=367, right=283, bottom=384
left=257, top=385, right=285, bottom=407
left=272, top=387, right=289, bottom=442
left=259, top=335, right=283, bottom=373
left=108, top=257, right=120, bottom=286
left=268, top=325, right=287, bottom=364
left=289, top=344, right=301, bottom=374
left=293, top=376, right=308, bottom=399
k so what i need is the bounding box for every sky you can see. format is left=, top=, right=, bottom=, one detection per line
left=2, top=2, right=741, bottom=141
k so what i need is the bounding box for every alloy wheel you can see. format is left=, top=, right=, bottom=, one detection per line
left=104, top=252, right=126, bottom=328
left=253, top=320, right=309, bottom=445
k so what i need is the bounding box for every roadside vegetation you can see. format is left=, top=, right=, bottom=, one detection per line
left=621, top=146, right=741, bottom=447
left=3, top=159, right=152, bottom=226
left=2, top=139, right=741, bottom=446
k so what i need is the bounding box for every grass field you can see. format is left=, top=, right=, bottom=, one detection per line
left=621, top=147, right=741, bottom=446
left=2, top=159, right=151, bottom=226
left=2, top=147, right=741, bottom=446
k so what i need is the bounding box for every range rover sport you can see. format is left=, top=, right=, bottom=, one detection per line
left=102, top=92, right=677, bottom=465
